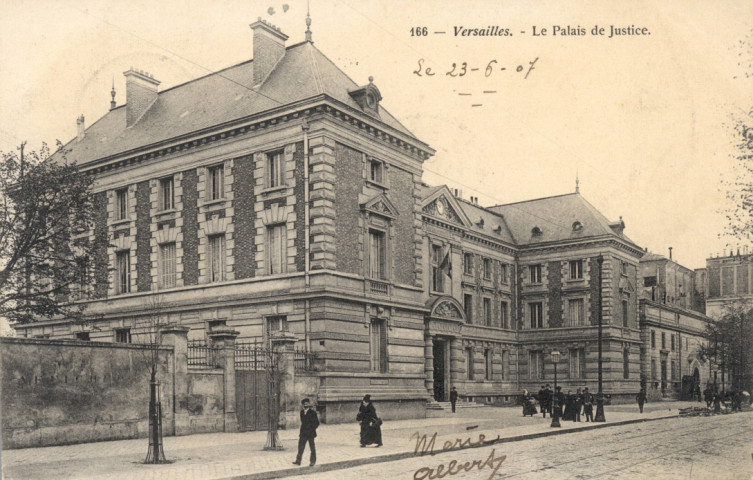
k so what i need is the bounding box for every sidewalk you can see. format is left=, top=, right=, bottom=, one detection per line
left=1, top=401, right=693, bottom=480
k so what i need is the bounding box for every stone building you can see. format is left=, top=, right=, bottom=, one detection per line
left=637, top=251, right=715, bottom=399
left=17, top=20, right=650, bottom=424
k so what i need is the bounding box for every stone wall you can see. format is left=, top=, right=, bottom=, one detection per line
left=0, top=331, right=238, bottom=449
left=1, top=337, right=173, bottom=448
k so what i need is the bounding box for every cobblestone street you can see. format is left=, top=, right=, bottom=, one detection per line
left=297, top=412, right=753, bottom=480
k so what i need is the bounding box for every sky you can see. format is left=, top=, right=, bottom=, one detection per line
left=1, top=0, right=752, bottom=270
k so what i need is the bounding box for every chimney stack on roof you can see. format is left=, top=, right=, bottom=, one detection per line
left=668, top=246, right=673, bottom=260
left=76, top=114, right=85, bottom=142
left=250, top=18, right=288, bottom=86
left=123, top=68, right=160, bottom=127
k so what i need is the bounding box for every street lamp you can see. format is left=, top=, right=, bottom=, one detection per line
left=595, top=255, right=606, bottom=422
left=551, top=350, right=561, bottom=428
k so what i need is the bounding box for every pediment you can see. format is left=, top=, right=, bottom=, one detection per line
left=426, top=295, right=466, bottom=322
left=361, top=193, right=398, bottom=219
left=421, top=186, right=471, bottom=227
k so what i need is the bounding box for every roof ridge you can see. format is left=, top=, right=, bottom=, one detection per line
left=488, top=192, right=578, bottom=209
left=306, top=42, right=325, bottom=94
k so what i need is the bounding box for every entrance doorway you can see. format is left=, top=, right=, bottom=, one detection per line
left=432, top=339, right=447, bottom=401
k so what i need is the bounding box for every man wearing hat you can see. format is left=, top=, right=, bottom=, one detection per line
left=293, top=398, right=319, bottom=467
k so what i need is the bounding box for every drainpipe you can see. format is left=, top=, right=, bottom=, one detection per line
left=302, top=119, right=311, bottom=353
left=514, top=258, right=520, bottom=391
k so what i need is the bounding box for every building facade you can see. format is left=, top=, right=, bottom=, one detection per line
left=18, top=21, right=650, bottom=423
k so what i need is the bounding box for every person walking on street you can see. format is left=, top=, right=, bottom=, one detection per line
left=450, top=386, right=458, bottom=413
left=703, top=386, right=712, bottom=408
left=636, top=387, right=647, bottom=414
left=357, top=394, right=383, bottom=447
left=293, top=398, right=319, bottom=467
left=538, top=385, right=548, bottom=418
left=583, top=387, right=594, bottom=422
left=574, top=388, right=582, bottom=422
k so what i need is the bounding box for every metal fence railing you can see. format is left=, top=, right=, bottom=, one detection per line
left=294, top=348, right=318, bottom=372
left=187, top=340, right=219, bottom=369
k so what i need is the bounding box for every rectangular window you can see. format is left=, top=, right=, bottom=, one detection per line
left=529, top=264, right=542, bottom=283
left=661, top=332, right=666, bottom=350
left=115, top=251, right=130, bottom=294
left=463, top=252, right=473, bottom=275
left=484, top=349, right=492, bottom=380
left=567, top=298, right=585, bottom=326
left=75, top=332, right=90, bottom=341
left=431, top=244, right=444, bottom=292
left=500, top=350, right=507, bottom=380
left=464, top=294, right=473, bottom=323
left=369, top=229, right=386, bottom=280
left=115, top=328, right=131, bottom=344
left=651, top=330, right=656, bottom=349
left=267, top=224, right=287, bottom=275
left=500, top=263, right=508, bottom=283
left=529, top=351, right=542, bottom=379
left=266, top=316, right=288, bottom=340
left=569, top=260, right=583, bottom=280
left=159, top=243, right=177, bottom=289
left=370, top=318, right=387, bottom=373
left=483, top=258, right=492, bottom=280
left=651, top=359, right=657, bottom=380
left=671, top=334, right=675, bottom=351
left=115, top=188, right=128, bottom=221
left=569, top=348, right=586, bottom=378
left=369, top=159, right=383, bottom=184
left=208, top=164, right=224, bottom=201
left=621, top=260, right=628, bottom=275
left=670, top=359, right=676, bottom=380
left=623, top=349, right=630, bottom=379
left=267, top=150, right=284, bottom=188
left=529, top=302, right=543, bottom=329
left=159, top=177, right=174, bottom=211
left=483, top=298, right=492, bottom=326
left=466, top=347, right=474, bottom=380
left=622, top=299, right=629, bottom=327
left=207, top=235, right=226, bottom=282
left=500, top=301, right=509, bottom=329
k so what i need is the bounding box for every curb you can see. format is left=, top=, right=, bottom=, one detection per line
left=219, top=413, right=680, bottom=480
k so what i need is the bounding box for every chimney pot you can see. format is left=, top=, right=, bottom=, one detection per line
left=76, top=114, right=85, bottom=142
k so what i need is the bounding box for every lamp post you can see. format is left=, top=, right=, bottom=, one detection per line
left=595, top=255, right=606, bottom=422
left=551, top=350, right=561, bottom=428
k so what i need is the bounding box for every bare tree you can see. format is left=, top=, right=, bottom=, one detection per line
left=131, top=294, right=170, bottom=464
left=699, top=300, right=753, bottom=394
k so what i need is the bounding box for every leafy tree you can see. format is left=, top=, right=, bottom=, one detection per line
left=0, top=142, right=102, bottom=324
left=700, top=301, right=753, bottom=393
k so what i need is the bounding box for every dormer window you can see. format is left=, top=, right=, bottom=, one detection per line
left=531, top=226, right=542, bottom=236
left=572, top=221, right=583, bottom=232
left=348, top=78, right=382, bottom=117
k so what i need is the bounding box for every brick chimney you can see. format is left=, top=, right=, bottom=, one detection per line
left=123, top=68, right=160, bottom=127
left=250, top=18, right=288, bottom=86
left=76, top=114, right=85, bottom=142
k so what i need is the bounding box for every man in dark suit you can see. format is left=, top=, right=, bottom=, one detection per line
left=450, top=386, right=458, bottom=413
left=538, top=385, right=548, bottom=418
left=293, top=398, right=319, bottom=467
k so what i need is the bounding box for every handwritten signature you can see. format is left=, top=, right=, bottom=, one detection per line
left=410, top=431, right=507, bottom=480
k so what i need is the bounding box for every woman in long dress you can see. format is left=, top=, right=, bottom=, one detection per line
left=357, top=394, right=383, bottom=447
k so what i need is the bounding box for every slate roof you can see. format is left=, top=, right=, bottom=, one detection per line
left=640, top=252, right=667, bottom=262
left=455, top=198, right=516, bottom=245
left=419, top=187, right=638, bottom=249
left=488, top=193, right=637, bottom=247
left=65, top=41, right=415, bottom=165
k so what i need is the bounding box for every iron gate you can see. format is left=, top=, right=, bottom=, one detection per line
left=235, top=341, right=277, bottom=431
